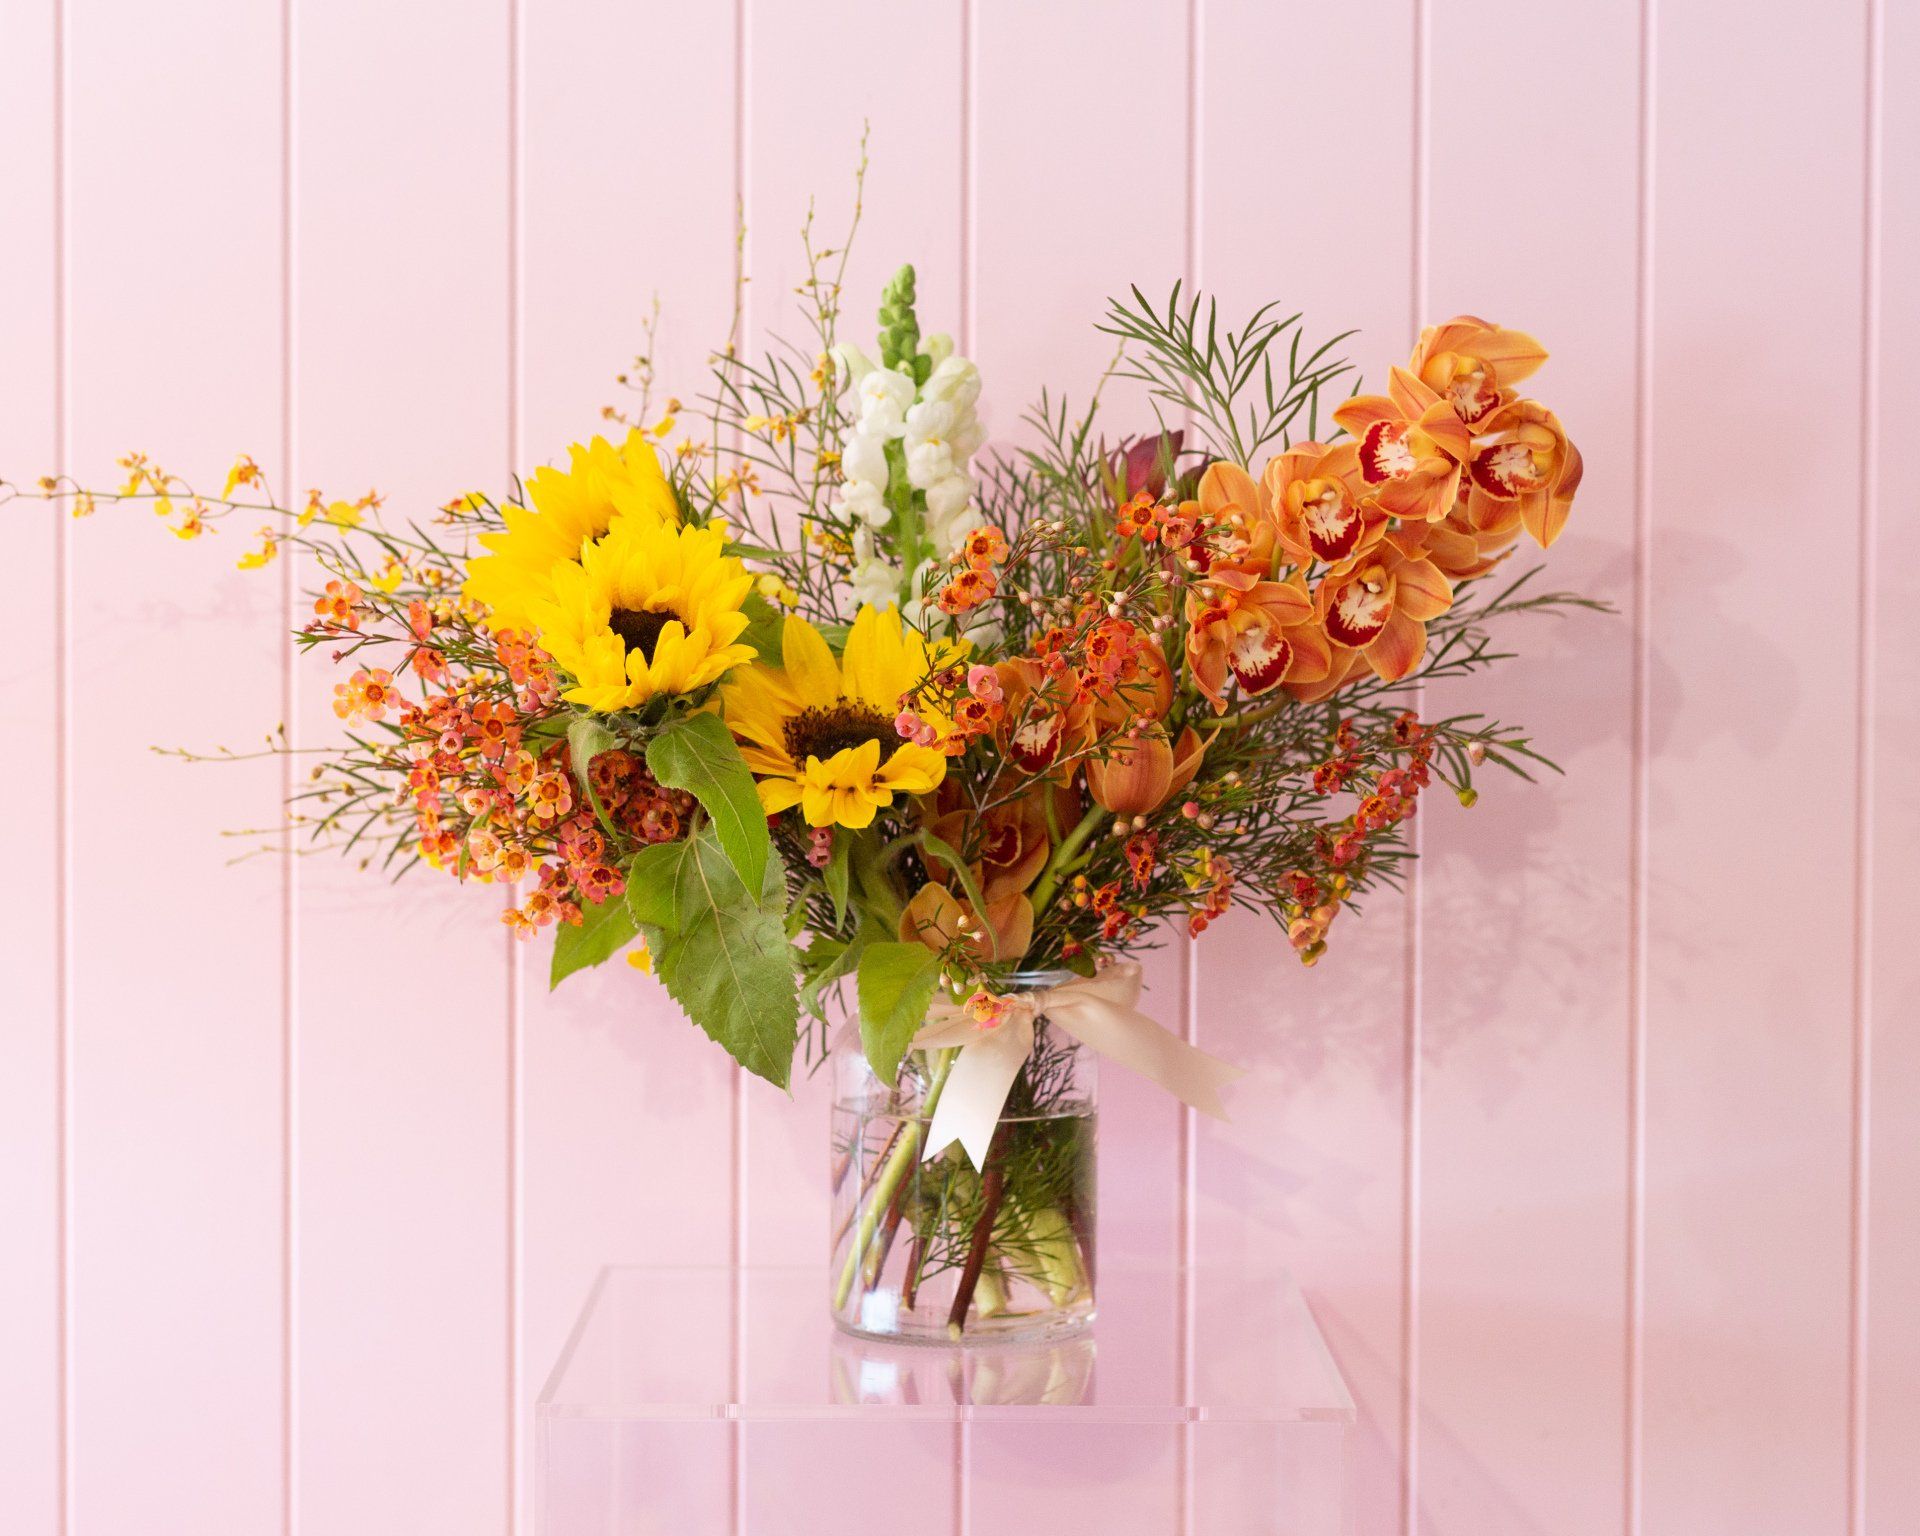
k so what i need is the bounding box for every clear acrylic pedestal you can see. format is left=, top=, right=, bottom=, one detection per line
left=537, top=1265, right=1354, bottom=1535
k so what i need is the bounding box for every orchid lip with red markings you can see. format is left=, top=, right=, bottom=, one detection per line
left=1359, top=420, right=1417, bottom=482
left=1226, top=622, right=1293, bottom=693
left=1324, top=574, right=1392, bottom=647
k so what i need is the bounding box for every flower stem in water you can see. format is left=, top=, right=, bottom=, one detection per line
left=834, top=1047, right=957, bottom=1311
left=947, top=1125, right=1011, bottom=1337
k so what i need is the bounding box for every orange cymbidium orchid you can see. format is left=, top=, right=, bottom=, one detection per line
left=1184, top=570, right=1332, bottom=712
left=1465, top=398, right=1583, bottom=549
left=900, top=881, right=1035, bottom=963
left=1333, top=367, right=1475, bottom=524
left=902, top=779, right=1079, bottom=964
left=1284, top=645, right=1371, bottom=705
left=1262, top=440, right=1383, bottom=568
left=1315, top=537, right=1455, bottom=682
left=1189, top=460, right=1280, bottom=578
left=1418, top=498, right=1521, bottom=582
left=1407, top=315, right=1549, bottom=429
left=922, top=780, right=1056, bottom=906
left=992, top=656, right=1092, bottom=778
left=1084, top=724, right=1208, bottom=817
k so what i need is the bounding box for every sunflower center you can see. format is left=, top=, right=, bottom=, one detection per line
left=608, top=606, right=675, bottom=661
left=783, top=701, right=894, bottom=764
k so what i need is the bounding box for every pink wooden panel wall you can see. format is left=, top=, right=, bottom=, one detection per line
left=1, top=1, right=1912, bottom=1533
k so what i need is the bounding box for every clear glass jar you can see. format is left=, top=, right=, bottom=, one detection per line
left=829, top=1326, right=1097, bottom=1404
left=829, top=970, right=1097, bottom=1345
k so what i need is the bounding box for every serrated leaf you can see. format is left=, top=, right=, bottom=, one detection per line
left=624, top=840, right=680, bottom=932
left=856, top=940, right=945, bottom=1087
left=646, top=712, right=770, bottom=897
left=637, top=827, right=798, bottom=1089
left=550, top=888, right=639, bottom=989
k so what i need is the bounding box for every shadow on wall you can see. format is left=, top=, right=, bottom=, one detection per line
left=1190, top=480, right=1806, bottom=1234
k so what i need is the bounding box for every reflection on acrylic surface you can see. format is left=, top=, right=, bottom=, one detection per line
left=829, top=1329, right=1097, bottom=1407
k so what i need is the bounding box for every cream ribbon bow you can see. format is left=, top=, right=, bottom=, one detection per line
left=910, top=960, right=1243, bottom=1170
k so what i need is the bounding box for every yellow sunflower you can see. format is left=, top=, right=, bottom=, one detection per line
left=722, top=606, right=966, bottom=829
left=528, top=518, right=755, bottom=713
left=463, top=430, right=678, bottom=632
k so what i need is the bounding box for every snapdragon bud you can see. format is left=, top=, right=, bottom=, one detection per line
left=877, top=264, right=925, bottom=380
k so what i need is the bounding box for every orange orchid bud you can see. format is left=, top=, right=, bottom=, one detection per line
left=899, top=882, right=1034, bottom=963
left=1086, top=730, right=1177, bottom=817
left=1165, top=725, right=1207, bottom=803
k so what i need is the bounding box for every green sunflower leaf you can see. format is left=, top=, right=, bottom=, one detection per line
left=646, top=711, right=770, bottom=897
left=550, top=886, right=640, bottom=990
left=856, top=940, right=945, bottom=1088
left=631, top=827, right=798, bottom=1089
left=625, top=841, right=679, bottom=933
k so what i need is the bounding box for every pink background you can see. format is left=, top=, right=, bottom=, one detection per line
left=1, top=0, right=1914, bottom=1532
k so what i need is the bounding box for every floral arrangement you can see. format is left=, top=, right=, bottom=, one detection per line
left=7, top=183, right=1591, bottom=1339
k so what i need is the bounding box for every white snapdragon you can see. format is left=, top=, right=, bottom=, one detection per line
left=900, top=557, right=938, bottom=629
left=849, top=528, right=903, bottom=610
left=922, top=354, right=980, bottom=412
left=904, top=397, right=955, bottom=444
left=829, top=306, right=991, bottom=609
left=857, top=368, right=916, bottom=438
left=903, top=398, right=957, bottom=490
left=910, top=353, right=986, bottom=557
left=840, top=429, right=888, bottom=491
left=837, top=480, right=888, bottom=528
left=906, top=439, right=955, bottom=491
left=830, top=342, right=876, bottom=386
left=849, top=555, right=904, bottom=610
left=924, top=473, right=973, bottom=521
left=833, top=397, right=895, bottom=529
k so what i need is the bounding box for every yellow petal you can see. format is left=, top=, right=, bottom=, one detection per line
left=874, top=742, right=947, bottom=796
left=840, top=604, right=906, bottom=709
left=780, top=613, right=841, bottom=705
left=758, top=778, right=804, bottom=815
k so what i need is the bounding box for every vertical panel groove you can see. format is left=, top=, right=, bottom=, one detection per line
left=278, top=0, right=299, bottom=1532
left=1847, top=1, right=1883, bottom=1531
left=1625, top=1, right=1656, bottom=1531
left=958, top=0, right=975, bottom=357
left=505, top=0, right=525, bottom=1529
left=729, top=7, right=749, bottom=1535
left=956, top=5, right=978, bottom=1527
left=52, top=0, right=73, bottom=1529
left=1400, top=1, right=1429, bottom=1531
left=1176, top=9, right=1202, bottom=1534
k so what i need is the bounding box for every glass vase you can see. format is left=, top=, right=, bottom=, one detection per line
left=829, top=970, right=1097, bottom=1345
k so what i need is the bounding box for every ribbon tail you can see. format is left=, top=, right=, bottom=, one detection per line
left=1052, top=1001, right=1243, bottom=1121
left=922, top=1017, right=1034, bottom=1170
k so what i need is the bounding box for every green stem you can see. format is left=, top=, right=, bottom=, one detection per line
left=1213, top=696, right=1292, bottom=731
left=849, top=832, right=905, bottom=931
left=833, top=1047, right=957, bottom=1310
left=1028, top=806, right=1108, bottom=916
